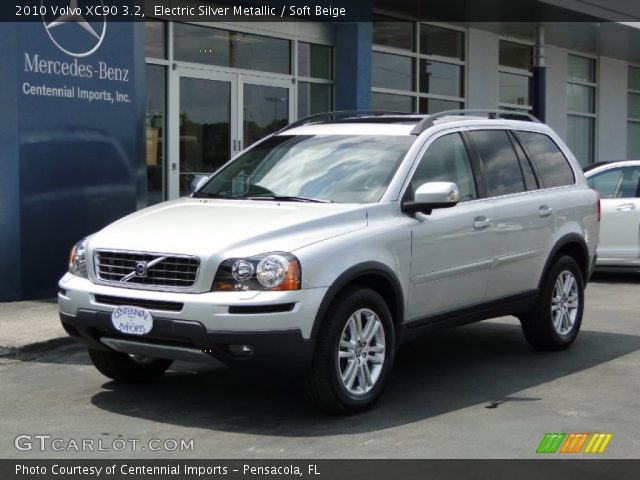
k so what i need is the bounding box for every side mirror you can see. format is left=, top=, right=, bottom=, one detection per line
left=190, top=175, right=209, bottom=193
left=401, top=181, right=460, bottom=215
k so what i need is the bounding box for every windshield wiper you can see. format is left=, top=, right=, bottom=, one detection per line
left=239, top=195, right=333, bottom=203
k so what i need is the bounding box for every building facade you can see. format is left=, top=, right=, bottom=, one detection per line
left=2, top=0, right=640, bottom=300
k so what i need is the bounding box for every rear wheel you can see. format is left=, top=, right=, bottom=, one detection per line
left=520, top=255, right=584, bottom=350
left=88, top=348, right=173, bottom=383
left=305, top=287, right=395, bottom=413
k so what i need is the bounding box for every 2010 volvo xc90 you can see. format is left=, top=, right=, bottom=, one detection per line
left=59, top=110, right=600, bottom=413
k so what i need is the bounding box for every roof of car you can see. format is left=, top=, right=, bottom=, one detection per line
left=584, top=160, right=640, bottom=175
left=278, top=110, right=547, bottom=137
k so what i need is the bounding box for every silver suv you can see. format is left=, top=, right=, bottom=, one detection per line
left=59, top=110, right=600, bottom=413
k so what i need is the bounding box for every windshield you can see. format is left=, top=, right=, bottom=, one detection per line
left=195, top=134, right=415, bottom=203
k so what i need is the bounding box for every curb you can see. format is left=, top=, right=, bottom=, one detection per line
left=0, top=336, right=75, bottom=359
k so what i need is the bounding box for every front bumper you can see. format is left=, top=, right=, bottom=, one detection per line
left=58, top=273, right=327, bottom=338
left=60, top=310, right=314, bottom=370
left=58, top=273, right=327, bottom=370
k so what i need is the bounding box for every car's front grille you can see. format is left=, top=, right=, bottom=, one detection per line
left=94, top=250, right=200, bottom=289
left=94, top=295, right=184, bottom=312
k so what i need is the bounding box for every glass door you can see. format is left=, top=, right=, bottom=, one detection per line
left=169, top=70, right=292, bottom=199
left=240, top=75, right=293, bottom=150
left=173, top=69, right=236, bottom=197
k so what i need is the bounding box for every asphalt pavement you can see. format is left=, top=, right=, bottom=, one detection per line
left=0, top=272, right=638, bottom=459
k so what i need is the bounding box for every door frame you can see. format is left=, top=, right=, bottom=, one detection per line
left=238, top=73, right=294, bottom=151
left=168, top=66, right=293, bottom=199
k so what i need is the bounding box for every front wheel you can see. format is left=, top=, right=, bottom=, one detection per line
left=305, top=287, right=395, bottom=413
left=520, top=255, right=584, bottom=350
left=88, top=348, right=173, bottom=383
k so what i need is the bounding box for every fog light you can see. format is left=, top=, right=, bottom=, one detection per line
left=228, top=344, right=254, bottom=357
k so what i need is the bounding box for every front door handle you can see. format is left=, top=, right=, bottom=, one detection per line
left=616, top=203, right=636, bottom=211
left=538, top=205, right=555, bottom=217
left=473, top=216, right=493, bottom=230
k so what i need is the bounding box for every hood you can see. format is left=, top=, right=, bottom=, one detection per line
left=89, top=198, right=368, bottom=257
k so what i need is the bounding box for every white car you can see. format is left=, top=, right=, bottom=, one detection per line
left=585, top=160, right=640, bottom=269
left=59, top=110, right=600, bottom=413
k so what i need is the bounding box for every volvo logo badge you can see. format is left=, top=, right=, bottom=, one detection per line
left=41, top=0, right=107, bottom=58
left=134, top=261, right=148, bottom=278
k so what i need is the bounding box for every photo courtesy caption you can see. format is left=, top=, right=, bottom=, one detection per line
left=15, top=464, right=322, bottom=476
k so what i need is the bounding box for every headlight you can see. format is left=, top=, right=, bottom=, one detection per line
left=212, top=253, right=300, bottom=291
left=68, top=238, right=88, bottom=278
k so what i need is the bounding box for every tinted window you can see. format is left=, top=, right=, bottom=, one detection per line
left=419, top=24, right=464, bottom=60
left=372, top=51, right=414, bottom=91
left=408, top=133, right=477, bottom=202
left=587, top=167, right=640, bottom=198
left=372, top=92, right=414, bottom=112
left=419, top=60, right=463, bottom=97
left=517, top=132, right=575, bottom=188
left=373, top=15, right=415, bottom=51
left=499, top=41, right=531, bottom=70
left=174, top=24, right=290, bottom=74
left=298, top=43, right=332, bottom=79
left=511, top=137, right=538, bottom=190
left=469, top=130, right=525, bottom=197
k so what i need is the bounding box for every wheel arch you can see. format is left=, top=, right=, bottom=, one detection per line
left=310, top=262, right=405, bottom=341
left=539, top=234, right=590, bottom=289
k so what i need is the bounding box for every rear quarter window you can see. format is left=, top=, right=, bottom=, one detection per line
left=516, top=131, right=575, bottom=188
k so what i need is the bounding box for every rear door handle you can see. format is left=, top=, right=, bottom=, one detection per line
left=473, top=216, right=493, bottom=230
left=538, top=205, right=555, bottom=217
left=616, top=203, right=636, bottom=211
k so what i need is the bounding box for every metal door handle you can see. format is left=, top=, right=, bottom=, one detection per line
left=616, top=203, right=636, bottom=211
left=538, top=205, right=555, bottom=217
left=473, top=216, right=493, bottom=230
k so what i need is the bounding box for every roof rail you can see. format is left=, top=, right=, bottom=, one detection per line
left=409, top=109, right=541, bottom=135
left=277, top=110, right=424, bottom=133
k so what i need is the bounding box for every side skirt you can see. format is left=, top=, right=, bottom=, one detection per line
left=399, top=290, right=538, bottom=343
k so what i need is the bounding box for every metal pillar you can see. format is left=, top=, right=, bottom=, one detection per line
left=532, top=24, right=547, bottom=122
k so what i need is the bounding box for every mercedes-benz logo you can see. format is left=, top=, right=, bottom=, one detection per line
left=41, top=0, right=107, bottom=58
left=134, top=261, right=148, bottom=278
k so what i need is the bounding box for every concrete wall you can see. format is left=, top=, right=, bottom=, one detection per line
left=466, top=28, right=498, bottom=110
left=544, top=44, right=568, bottom=139
left=597, top=56, right=628, bottom=161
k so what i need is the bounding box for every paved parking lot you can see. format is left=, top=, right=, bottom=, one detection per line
left=1, top=272, right=638, bottom=459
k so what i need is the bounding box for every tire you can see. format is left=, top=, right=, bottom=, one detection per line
left=88, top=348, right=173, bottom=383
left=520, top=255, right=584, bottom=351
left=305, top=287, right=396, bottom=414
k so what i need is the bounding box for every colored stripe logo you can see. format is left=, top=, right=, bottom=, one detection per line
left=537, top=433, right=612, bottom=454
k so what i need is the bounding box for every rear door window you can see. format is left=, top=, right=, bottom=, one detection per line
left=468, top=130, right=526, bottom=197
left=516, top=131, right=575, bottom=188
